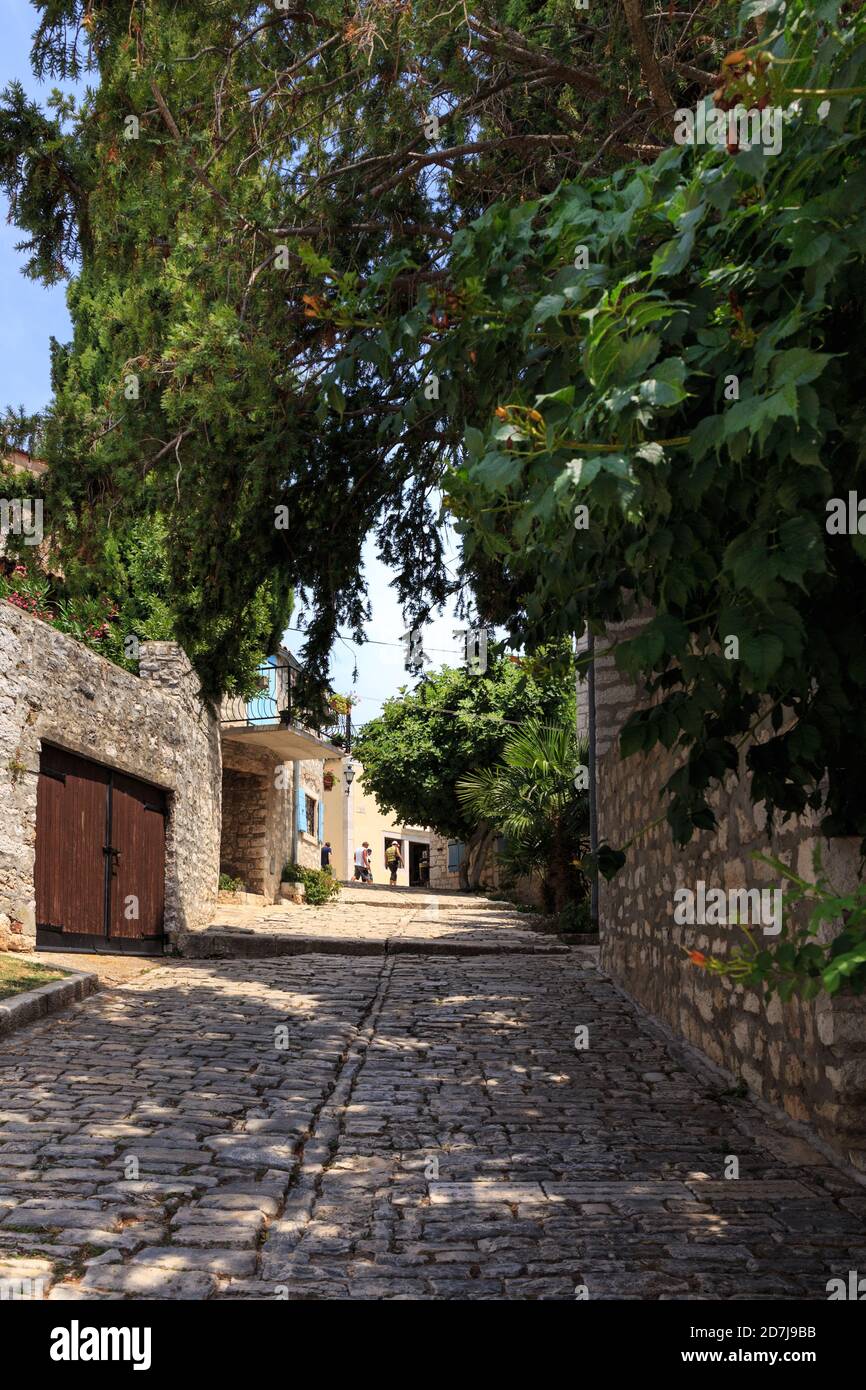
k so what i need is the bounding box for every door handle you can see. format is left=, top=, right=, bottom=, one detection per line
left=103, top=845, right=121, bottom=872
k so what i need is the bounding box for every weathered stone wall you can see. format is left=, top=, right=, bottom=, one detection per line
left=219, top=749, right=324, bottom=894
left=595, top=618, right=866, bottom=1170
left=427, top=833, right=543, bottom=904
left=0, top=610, right=221, bottom=950
left=220, top=746, right=289, bottom=900
left=296, top=760, right=325, bottom=872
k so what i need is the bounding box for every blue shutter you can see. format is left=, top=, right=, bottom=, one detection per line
left=317, top=800, right=324, bottom=843
left=447, top=841, right=465, bottom=872
left=296, top=784, right=307, bottom=834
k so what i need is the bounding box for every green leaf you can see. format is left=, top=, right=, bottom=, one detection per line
left=528, top=293, right=566, bottom=331
left=475, top=451, right=524, bottom=493
left=770, top=348, right=834, bottom=391
left=741, top=632, right=785, bottom=682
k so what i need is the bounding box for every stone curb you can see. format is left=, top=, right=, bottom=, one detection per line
left=0, top=970, right=99, bottom=1038
left=173, top=930, right=569, bottom=960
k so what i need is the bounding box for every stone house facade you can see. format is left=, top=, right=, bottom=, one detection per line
left=582, top=619, right=866, bottom=1171
left=0, top=605, right=221, bottom=952
left=0, top=604, right=331, bottom=953
left=322, top=758, right=435, bottom=885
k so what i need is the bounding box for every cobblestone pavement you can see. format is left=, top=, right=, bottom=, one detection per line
left=1, top=900, right=865, bottom=1300
left=184, top=883, right=568, bottom=957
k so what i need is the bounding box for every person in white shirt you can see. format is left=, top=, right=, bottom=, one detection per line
left=354, top=842, right=371, bottom=883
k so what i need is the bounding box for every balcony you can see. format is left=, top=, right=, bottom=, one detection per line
left=220, top=658, right=349, bottom=761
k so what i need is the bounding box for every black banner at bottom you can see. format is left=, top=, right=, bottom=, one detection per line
left=7, top=1296, right=861, bottom=1377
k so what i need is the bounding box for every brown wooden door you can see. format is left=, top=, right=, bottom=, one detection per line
left=108, top=772, right=166, bottom=940
left=36, top=747, right=109, bottom=937
left=35, top=746, right=166, bottom=950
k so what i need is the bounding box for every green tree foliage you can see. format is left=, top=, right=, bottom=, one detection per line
left=457, top=721, right=589, bottom=911
left=0, top=0, right=738, bottom=695
left=352, top=644, right=576, bottom=888
left=314, top=0, right=866, bottom=855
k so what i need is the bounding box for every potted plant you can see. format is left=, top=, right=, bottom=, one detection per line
left=279, top=862, right=306, bottom=903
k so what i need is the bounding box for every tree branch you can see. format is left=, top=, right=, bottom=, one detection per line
left=621, top=0, right=676, bottom=132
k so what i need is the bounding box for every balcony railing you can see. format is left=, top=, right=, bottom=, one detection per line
left=220, top=661, right=351, bottom=750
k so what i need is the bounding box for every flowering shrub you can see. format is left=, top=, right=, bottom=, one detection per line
left=0, top=564, right=118, bottom=658
left=0, top=565, right=53, bottom=621
left=685, top=851, right=866, bottom=1001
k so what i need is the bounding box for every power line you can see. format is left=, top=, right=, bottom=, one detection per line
left=284, top=622, right=476, bottom=657
left=345, top=698, right=542, bottom=728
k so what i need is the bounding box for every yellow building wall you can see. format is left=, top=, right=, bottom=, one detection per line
left=322, top=758, right=433, bottom=886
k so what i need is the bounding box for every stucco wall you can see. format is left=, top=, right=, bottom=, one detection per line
left=0, top=608, right=221, bottom=950
left=323, top=758, right=432, bottom=885
left=594, top=617, right=866, bottom=1170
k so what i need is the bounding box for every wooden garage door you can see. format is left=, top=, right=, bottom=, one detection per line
left=36, top=746, right=167, bottom=952
left=109, top=771, right=166, bottom=940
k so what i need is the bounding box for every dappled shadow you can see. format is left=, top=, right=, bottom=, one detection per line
left=0, top=954, right=384, bottom=1293
left=2, top=951, right=862, bottom=1301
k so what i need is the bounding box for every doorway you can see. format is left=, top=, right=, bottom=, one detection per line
left=408, top=840, right=429, bottom=887
left=35, top=745, right=167, bottom=954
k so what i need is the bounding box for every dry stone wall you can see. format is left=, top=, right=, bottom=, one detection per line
left=0, top=609, right=221, bottom=950
left=594, top=618, right=866, bottom=1170
left=219, top=748, right=324, bottom=895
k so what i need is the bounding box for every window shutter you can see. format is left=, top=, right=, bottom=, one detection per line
left=296, top=784, right=307, bottom=834
left=317, top=800, right=324, bottom=843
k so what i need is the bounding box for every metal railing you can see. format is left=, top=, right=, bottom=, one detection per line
left=220, top=661, right=351, bottom=749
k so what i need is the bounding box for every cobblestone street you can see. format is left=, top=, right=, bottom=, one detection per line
left=2, top=892, right=865, bottom=1301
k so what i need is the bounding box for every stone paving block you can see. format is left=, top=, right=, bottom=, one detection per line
left=543, top=1182, right=696, bottom=1202
left=129, top=1246, right=257, bottom=1277
left=428, top=1181, right=547, bottom=1204
left=1, top=903, right=863, bottom=1303
left=685, top=1180, right=816, bottom=1200
left=81, top=1265, right=217, bottom=1298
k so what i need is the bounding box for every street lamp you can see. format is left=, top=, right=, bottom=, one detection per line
left=344, top=757, right=356, bottom=795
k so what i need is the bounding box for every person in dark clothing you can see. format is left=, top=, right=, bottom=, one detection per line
left=321, top=841, right=332, bottom=870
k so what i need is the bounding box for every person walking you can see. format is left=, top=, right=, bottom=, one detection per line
left=354, top=842, right=370, bottom=883
left=385, top=839, right=403, bottom=886
left=321, top=841, right=332, bottom=871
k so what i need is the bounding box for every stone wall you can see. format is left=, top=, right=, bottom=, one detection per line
left=296, top=760, right=325, bottom=872
left=219, top=748, right=324, bottom=896
left=427, top=833, right=543, bottom=904
left=0, top=610, right=221, bottom=950
left=594, top=618, right=866, bottom=1170
left=428, top=837, right=454, bottom=890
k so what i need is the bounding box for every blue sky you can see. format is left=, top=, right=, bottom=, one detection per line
left=0, top=0, right=469, bottom=723
left=0, top=1, right=80, bottom=417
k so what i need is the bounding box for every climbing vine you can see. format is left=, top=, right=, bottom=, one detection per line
left=311, top=0, right=866, bottom=860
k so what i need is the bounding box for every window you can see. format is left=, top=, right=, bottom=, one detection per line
left=305, top=795, right=316, bottom=834
left=447, top=841, right=466, bottom=873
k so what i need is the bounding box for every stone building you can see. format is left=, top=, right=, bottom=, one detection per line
left=219, top=652, right=338, bottom=897
left=0, top=607, right=336, bottom=955
left=0, top=605, right=221, bottom=954
left=581, top=619, right=866, bottom=1171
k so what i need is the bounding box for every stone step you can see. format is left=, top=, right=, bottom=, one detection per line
left=173, top=929, right=569, bottom=959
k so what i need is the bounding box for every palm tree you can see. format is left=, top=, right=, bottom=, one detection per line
left=456, top=720, right=589, bottom=913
